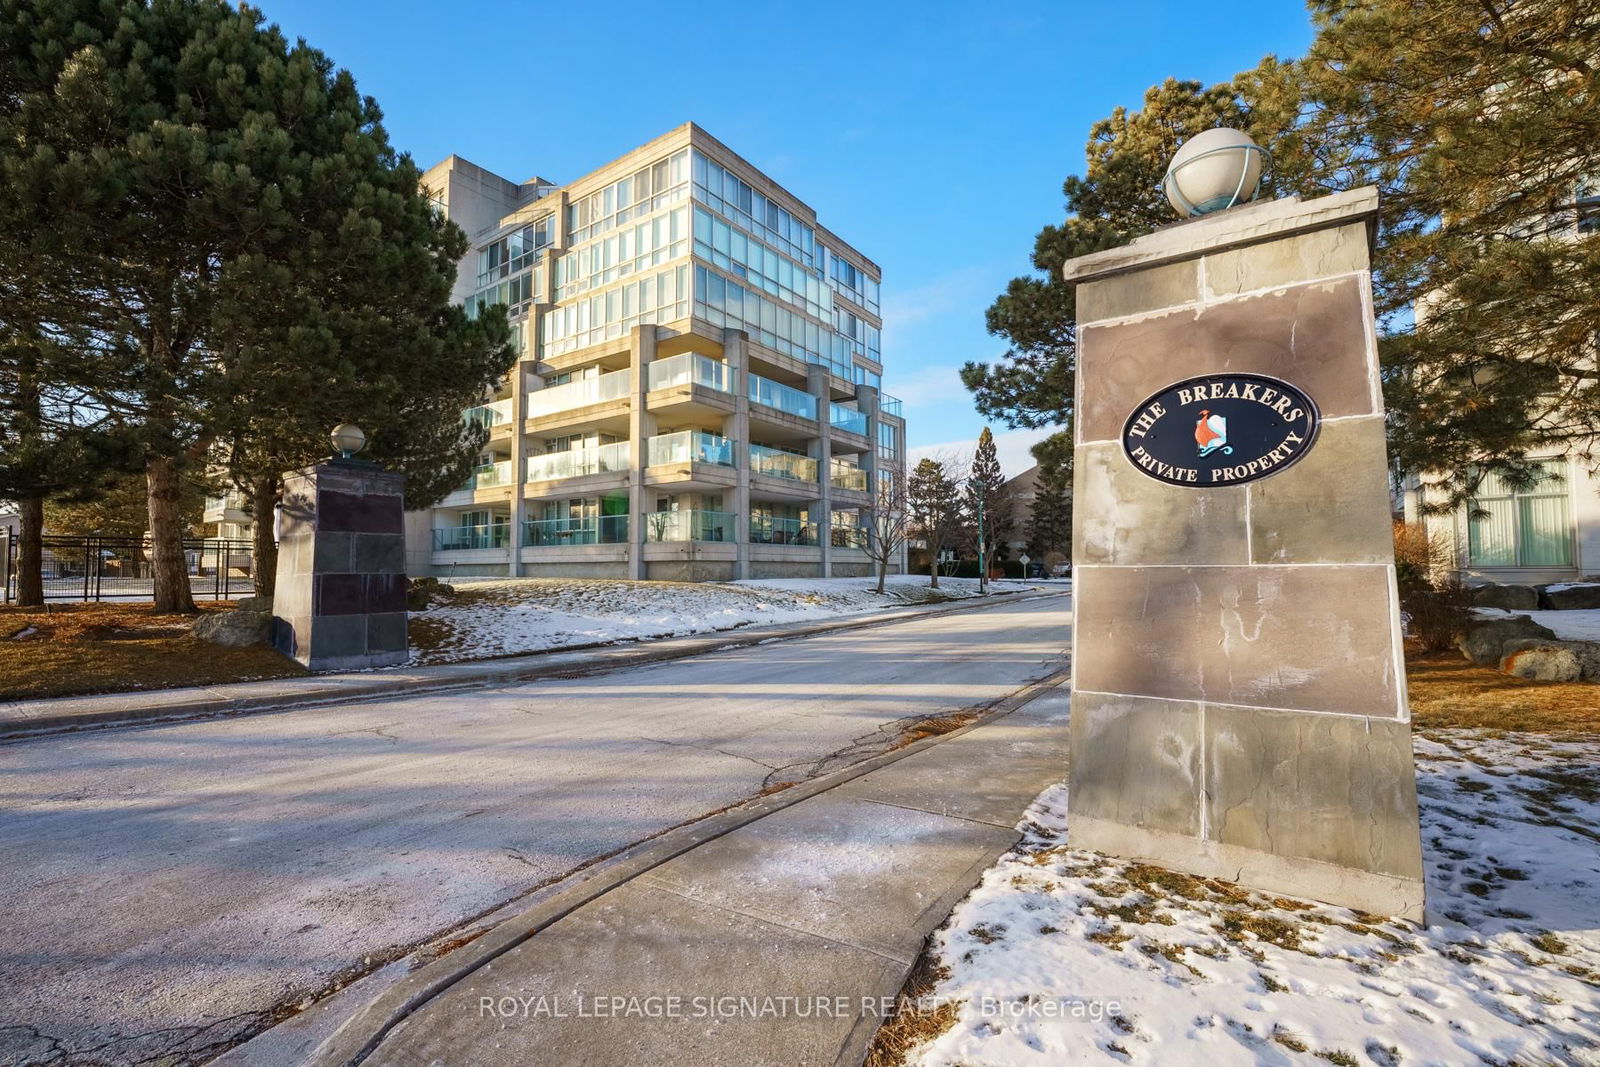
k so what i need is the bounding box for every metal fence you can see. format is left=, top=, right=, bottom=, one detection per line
left=1, top=534, right=257, bottom=603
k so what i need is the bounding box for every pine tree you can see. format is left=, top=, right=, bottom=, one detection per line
left=1026, top=433, right=1073, bottom=562
left=963, top=428, right=1013, bottom=585
left=906, top=457, right=962, bottom=588
left=0, top=0, right=515, bottom=609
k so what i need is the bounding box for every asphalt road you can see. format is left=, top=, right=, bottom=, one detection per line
left=0, top=595, right=1069, bottom=1066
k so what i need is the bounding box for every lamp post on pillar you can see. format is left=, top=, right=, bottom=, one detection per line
left=1063, top=130, right=1425, bottom=922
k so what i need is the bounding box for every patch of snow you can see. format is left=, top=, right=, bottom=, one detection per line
left=905, top=731, right=1600, bottom=1066
left=411, top=576, right=1024, bottom=665
left=1544, top=583, right=1600, bottom=594
left=1473, top=607, right=1600, bottom=642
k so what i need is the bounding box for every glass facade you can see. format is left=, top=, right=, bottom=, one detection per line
left=542, top=263, right=691, bottom=356
left=1468, top=461, right=1573, bottom=567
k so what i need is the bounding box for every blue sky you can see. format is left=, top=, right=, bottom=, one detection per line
left=256, top=0, right=1315, bottom=476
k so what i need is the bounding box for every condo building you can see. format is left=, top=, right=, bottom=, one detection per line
left=410, top=124, right=906, bottom=581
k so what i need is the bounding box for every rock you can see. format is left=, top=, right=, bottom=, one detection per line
left=1568, top=640, right=1600, bottom=682
left=1457, top=614, right=1558, bottom=666
left=406, top=576, right=455, bottom=612
left=1499, top=639, right=1583, bottom=682
left=192, top=610, right=271, bottom=647
left=235, top=595, right=273, bottom=613
left=1538, top=582, right=1600, bottom=611
left=1469, top=583, right=1540, bottom=610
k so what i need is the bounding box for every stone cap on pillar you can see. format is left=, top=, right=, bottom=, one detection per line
left=1063, top=187, right=1378, bottom=285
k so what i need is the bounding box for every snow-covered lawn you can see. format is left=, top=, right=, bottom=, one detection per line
left=1475, top=607, right=1600, bottom=642
left=898, top=731, right=1600, bottom=1067
left=409, top=576, right=1037, bottom=665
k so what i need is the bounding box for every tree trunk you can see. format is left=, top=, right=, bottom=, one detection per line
left=147, top=454, right=197, bottom=614
left=15, top=495, right=44, bottom=606
left=876, top=555, right=888, bottom=595
left=929, top=538, right=940, bottom=589
left=250, top=473, right=279, bottom=598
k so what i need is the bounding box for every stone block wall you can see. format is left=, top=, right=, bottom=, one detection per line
left=1064, top=190, right=1424, bottom=921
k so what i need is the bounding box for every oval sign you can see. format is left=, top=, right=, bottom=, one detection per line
left=1121, top=373, right=1320, bottom=488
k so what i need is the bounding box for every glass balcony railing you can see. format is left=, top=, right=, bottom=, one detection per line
left=526, top=368, right=631, bottom=417
left=464, top=398, right=515, bottom=429
left=524, top=514, right=630, bottom=546
left=524, top=441, right=631, bottom=483
left=749, top=444, right=817, bottom=483
left=644, top=509, right=737, bottom=542
left=831, top=523, right=867, bottom=549
left=750, top=516, right=818, bottom=546
left=648, top=352, right=733, bottom=393
left=433, top=523, right=512, bottom=551
left=462, top=460, right=513, bottom=491
left=646, top=430, right=735, bottom=467
left=879, top=394, right=904, bottom=418
left=748, top=374, right=818, bottom=420
left=830, top=403, right=869, bottom=435
left=829, top=459, right=868, bottom=493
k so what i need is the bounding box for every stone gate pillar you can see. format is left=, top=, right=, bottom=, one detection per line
left=1064, top=188, right=1424, bottom=921
left=273, top=459, right=409, bottom=671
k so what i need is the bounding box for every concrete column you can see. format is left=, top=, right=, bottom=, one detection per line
left=626, top=326, right=657, bottom=580
left=724, top=329, right=751, bottom=580
left=1062, top=189, right=1424, bottom=922
left=807, top=365, right=833, bottom=578
left=273, top=459, right=408, bottom=671
left=507, top=333, right=532, bottom=577
left=856, top=385, right=881, bottom=567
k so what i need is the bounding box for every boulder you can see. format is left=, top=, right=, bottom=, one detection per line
left=235, top=595, right=273, bottom=613
left=1457, top=614, right=1558, bottom=666
left=406, top=576, right=454, bottom=612
left=1469, top=583, right=1541, bottom=611
left=1499, top=639, right=1583, bottom=683
left=192, top=610, right=272, bottom=647
left=1538, top=582, right=1600, bottom=611
left=1568, top=640, right=1600, bottom=682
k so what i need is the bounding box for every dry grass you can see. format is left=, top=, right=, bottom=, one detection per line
left=861, top=950, right=958, bottom=1067
left=0, top=602, right=304, bottom=701
left=1406, top=647, right=1600, bottom=734
left=893, top=711, right=981, bottom=750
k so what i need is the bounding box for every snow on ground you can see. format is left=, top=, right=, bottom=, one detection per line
left=903, top=731, right=1600, bottom=1067
left=1474, top=607, right=1600, bottom=642
left=410, top=576, right=1039, bottom=664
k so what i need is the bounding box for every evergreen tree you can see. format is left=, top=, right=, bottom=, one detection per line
left=1026, top=433, right=1073, bottom=562
left=963, top=428, right=1013, bottom=585
left=906, top=456, right=962, bottom=588
left=0, top=0, right=514, bottom=611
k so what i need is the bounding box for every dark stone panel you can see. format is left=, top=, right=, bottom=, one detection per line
left=1248, top=416, right=1394, bottom=564
left=366, top=611, right=409, bottom=654
left=365, top=573, right=409, bottom=614
left=317, top=489, right=405, bottom=534
left=1204, top=704, right=1424, bottom=880
left=1077, top=276, right=1374, bottom=444
left=1069, top=692, right=1201, bottom=836
left=1072, top=564, right=1403, bottom=718
left=352, top=533, right=406, bottom=573
left=314, top=573, right=366, bottom=616
left=313, top=532, right=354, bottom=574
left=309, top=615, right=367, bottom=660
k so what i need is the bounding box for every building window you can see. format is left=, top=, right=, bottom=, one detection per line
left=1467, top=460, right=1573, bottom=568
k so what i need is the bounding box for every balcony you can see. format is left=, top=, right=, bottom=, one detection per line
left=749, top=444, right=817, bottom=484
left=203, top=492, right=250, bottom=523
left=879, top=394, right=904, bottom=418
left=524, top=514, right=629, bottom=546
left=749, top=374, right=817, bottom=420
left=648, top=352, right=732, bottom=393
left=526, top=368, right=631, bottom=418
left=831, top=522, right=867, bottom=549
left=829, top=459, right=868, bottom=493
left=830, top=403, right=868, bottom=436
left=647, top=430, right=735, bottom=467
left=750, top=516, right=818, bottom=546
left=463, top=460, right=514, bottom=491
left=644, top=509, right=737, bottom=542
left=524, top=441, right=631, bottom=483
left=434, top=523, right=512, bottom=551
left=464, top=398, right=515, bottom=429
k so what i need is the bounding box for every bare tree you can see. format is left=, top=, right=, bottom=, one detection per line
left=863, top=467, right=911, bottom=595
left=906, top=453, right=966, bottom=589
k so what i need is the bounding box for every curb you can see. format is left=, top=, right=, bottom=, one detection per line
left=299, top=666, right=1073, bottom=1067
left=0, top=589, right=1066, bottom=739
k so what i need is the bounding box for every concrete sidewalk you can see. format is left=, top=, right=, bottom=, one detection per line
left=0, top=588, right=1056, bottom=737
left=299, top=676, right=1070, bottom=1067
